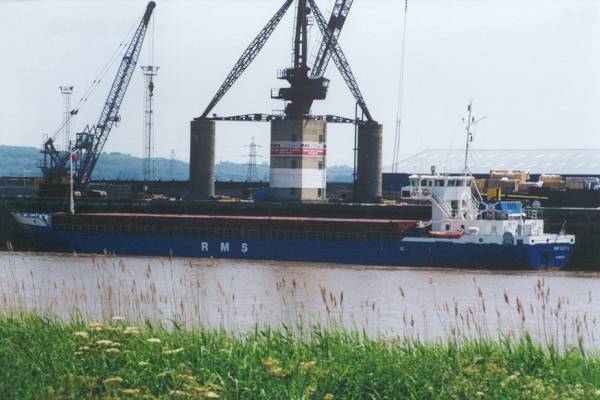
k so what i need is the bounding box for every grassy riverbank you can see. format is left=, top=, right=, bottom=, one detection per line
left=1, top=315, right=599, bottom=399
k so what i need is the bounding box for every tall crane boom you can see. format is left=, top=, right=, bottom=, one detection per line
left=197, top=0, right=372, bottom=123
left=40, top=1, right=156, bottom=190
left=80, top=1, right=156, bottom=181
left=310, top=0, right=354, bottom=79
left=307, top=0, right=373, bottom=122
left=200, top=0, right=294, bottom=119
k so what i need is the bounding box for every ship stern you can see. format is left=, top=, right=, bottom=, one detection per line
left=527, top=241, right=574, bottom=269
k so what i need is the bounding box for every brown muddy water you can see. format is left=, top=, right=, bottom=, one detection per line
left=1, top=251, right=600, bottom=351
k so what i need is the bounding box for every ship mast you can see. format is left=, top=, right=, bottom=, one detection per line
left=69, top=140, right=75, bottom=215
left=462, top=101, right=486, bottom=175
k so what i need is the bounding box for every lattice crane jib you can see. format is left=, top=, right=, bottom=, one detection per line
left=307, top=0, right=373, bottom=122
left=311, top=0, right=354, bottom=79
left=40, top=1, right=156, bottom=187
left=79, top=1, right=156, bottom=183
left=200, top=0, right=295, bottom=119
left=199, top=0, right=363, bottom=121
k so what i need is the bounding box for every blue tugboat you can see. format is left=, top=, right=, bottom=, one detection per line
left=13, top=174, right=574, bottom=269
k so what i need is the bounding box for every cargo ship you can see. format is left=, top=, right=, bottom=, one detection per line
left=12, top=175, right=575, bottom=269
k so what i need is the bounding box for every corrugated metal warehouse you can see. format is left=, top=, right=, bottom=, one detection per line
left=384, top=148, right=600, bottom=190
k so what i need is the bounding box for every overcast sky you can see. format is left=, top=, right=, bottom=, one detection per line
left=0, top=0, right=598, bottom=170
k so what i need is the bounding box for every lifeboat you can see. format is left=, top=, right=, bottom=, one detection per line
left=428, top=230, right=464, bottom=239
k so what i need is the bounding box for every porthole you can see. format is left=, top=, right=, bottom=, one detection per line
left=478, top=238, right=484, bottom=243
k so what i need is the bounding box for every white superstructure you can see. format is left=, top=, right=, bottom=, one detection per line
left=407, top=174, right=575, bottom=247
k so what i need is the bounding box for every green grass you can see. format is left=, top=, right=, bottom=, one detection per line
left=1, top=314, right=600, bottom=399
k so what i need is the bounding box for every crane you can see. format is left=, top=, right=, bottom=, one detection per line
left=39, top=1, right=156, bottom=195
left=310, top=0, right=354, bottom=79
left=307, top=0, right=373, bottom=121
left=200, top=0, right=295, bottom=119
left=199, top=0, right=373, bottom=123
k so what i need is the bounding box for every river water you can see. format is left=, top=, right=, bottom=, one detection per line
left=1, top=251, right=600, bottom=351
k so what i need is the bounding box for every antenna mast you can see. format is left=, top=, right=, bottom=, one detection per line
left=69, top=140, right=76, bottom=215
left=59, top=86, right=74, bottom=151
left=141, top=65, right=159, bottom=181
left=392, top=0, right=409, bottom=173
left=463, top=100, right=486, bottom=175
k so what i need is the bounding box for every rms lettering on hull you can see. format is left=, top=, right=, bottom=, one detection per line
left=200, top=242, right=249, bottom=253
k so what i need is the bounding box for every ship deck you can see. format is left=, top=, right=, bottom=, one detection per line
left=51, top=212, right=420, bottom=239
left=64, top=212, right=418, bottom=225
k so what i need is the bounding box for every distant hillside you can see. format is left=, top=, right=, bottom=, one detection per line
left=0, top=145, right=353, bottom=182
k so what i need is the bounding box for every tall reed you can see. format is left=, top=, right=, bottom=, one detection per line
left=1, top=314, right=600, bottom=399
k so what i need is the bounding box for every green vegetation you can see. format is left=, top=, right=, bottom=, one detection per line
left=1, top=314, right=600, bottom=399
left=0, top=145, right=39, bottom=178
left=0, top=145, right=193, bottom=180
left=0, top=145, right=353, bottom=182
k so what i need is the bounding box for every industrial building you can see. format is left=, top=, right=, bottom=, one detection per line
left=384, top=148, right=600, bottom=192
left=269, top=119, right=327, bottom=201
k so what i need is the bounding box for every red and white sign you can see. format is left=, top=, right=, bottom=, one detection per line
left=271, top=142, right=326, bottom=157
left=408, top=187, right=432, bottom=200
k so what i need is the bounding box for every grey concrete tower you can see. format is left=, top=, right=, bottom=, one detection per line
left=355, top=123, right=383, bottom=203
left=189, top=119, right=216, bottom=199
left=269, top=119, right=327, bottom=202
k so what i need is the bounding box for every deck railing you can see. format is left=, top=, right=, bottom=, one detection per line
left=54, top=223, right=409, bottom=241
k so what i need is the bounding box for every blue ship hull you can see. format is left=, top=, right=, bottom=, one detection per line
left=22, top=224, right=573, bottom=270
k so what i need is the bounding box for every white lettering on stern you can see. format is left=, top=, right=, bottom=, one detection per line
left=220, top=242, right=230, bottom=252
